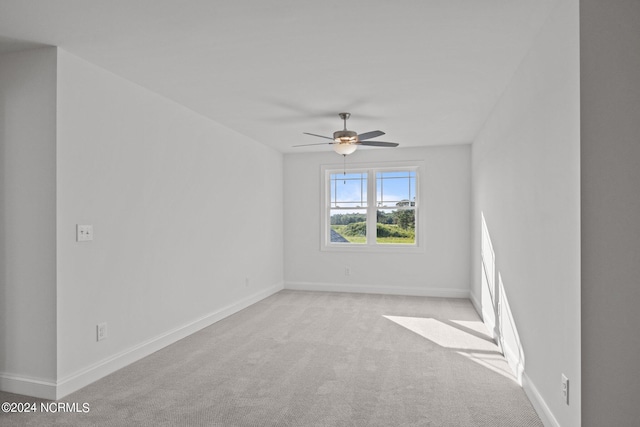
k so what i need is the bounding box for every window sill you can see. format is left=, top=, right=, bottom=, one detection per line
left=321, top=243, right=425, bottom=254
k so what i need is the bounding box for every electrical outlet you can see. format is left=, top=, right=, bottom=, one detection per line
left=77, top=224, right=94, bottom=242
left=561, top=374, right=569, bottom=405
left=97, top=323, right=108, bottom=341
left=345, top=267, right=351, bottom=276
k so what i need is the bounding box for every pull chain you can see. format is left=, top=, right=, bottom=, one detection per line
left=343, top=154, right=347, bottom=184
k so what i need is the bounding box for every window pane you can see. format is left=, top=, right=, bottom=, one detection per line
left=376, top=171, right=416, bottom=208
left=330, top=209, right=367, bottom=244
left=376, top=208, right=415, bottom=244
left=330, top=173, right=367, bottom=208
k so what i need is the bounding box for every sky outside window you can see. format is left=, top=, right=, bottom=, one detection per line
left=377, top=171, right=416, bottom=207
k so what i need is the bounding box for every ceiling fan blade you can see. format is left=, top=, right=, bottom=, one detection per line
left=292, top=142, right=335, bottom=147
left=303, top=132, right=334, bottom=140
left=357, top=130, right=385, bottom=141
left=358, top=141, right=399, bottom=147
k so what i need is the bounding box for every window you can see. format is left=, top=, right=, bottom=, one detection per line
left=322, top=162, right=421, bottom=251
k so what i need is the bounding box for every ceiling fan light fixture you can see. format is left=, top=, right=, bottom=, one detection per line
left=333, top=142, right=358, bottom=155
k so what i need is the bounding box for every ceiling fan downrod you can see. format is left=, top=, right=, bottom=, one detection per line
left=338, top=112, right=351, bottom=130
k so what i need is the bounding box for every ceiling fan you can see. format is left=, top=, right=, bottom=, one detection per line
left=294, top=112, right=399, bottom=155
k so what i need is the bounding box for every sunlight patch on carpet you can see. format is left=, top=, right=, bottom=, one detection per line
left=383, top=315, right=516, bottom=381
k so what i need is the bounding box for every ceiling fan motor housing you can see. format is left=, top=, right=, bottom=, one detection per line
left=333, top=129, right=358, bottom=143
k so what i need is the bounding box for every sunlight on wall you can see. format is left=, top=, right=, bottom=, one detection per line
left=481, top=212, right=497, bottom=337
left=383, top=315, right=516, bottom=381
left=497, top=273, right=525, bottom=382
left=480, top=213, right=525, bottom=384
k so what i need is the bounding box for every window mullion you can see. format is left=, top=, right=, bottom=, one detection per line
left=367, top=169, right=377, bottom=246
left=327, top=170, right=332, bottom=245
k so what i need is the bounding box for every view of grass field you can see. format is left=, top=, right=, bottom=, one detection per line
left=331, top=220, right=415, bottom=244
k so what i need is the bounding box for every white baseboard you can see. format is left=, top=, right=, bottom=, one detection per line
left=284, top=281, right=470, bottom=299
left=0, top=373, right=57, bottom=400
left=469, top=291, right=482, bottom=316
left=501, top=341, right=525, bottom=385
left=1, top=283, right=283, bottom=401
left=522, top=372, right=560, bottom=427
left=482, top=307, right=497, bottom=339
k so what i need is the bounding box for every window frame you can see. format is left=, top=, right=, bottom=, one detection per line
left=320, top=161, right=424, bottom=253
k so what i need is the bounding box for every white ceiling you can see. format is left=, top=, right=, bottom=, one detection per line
left=0, top=0, right=558, bottom=153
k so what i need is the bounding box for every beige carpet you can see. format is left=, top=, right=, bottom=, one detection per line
left=0, top=290, right=543, bottom=426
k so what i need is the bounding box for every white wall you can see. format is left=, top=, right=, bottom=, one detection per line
left=284, top=145, right=471, bottom=297
left=580, top=1, right=640, bottom=425
left=470, top=1, right=580, bottom=426
left=1, top=48, right=283, bottom=399
left=53, top=50, right=283, bottom=394
left=0, top=48, right=58, bottom=393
